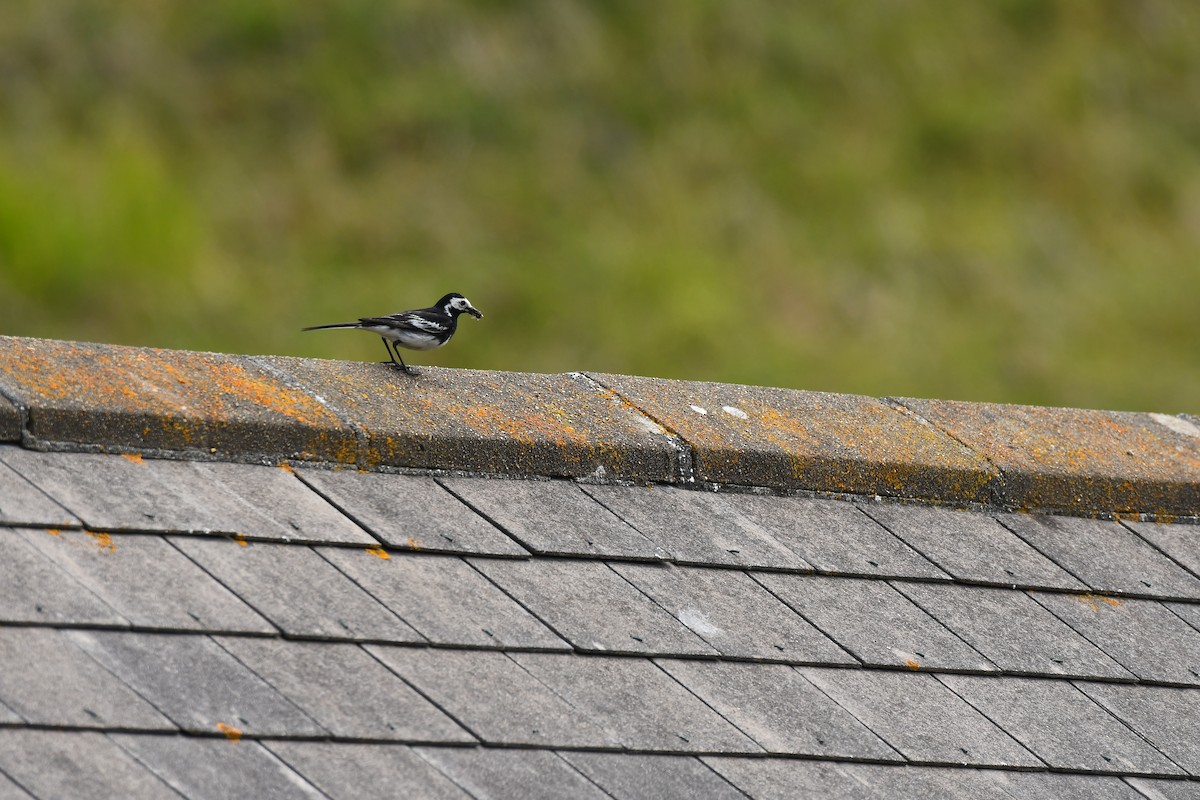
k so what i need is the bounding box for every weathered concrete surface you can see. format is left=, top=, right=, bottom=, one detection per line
left=589, top=374, right=998, bottom=503
left=0, top=393, right=19, bottom=441
left=1, top=336, right=1198, bottom=517
left=262, top=357, right=680, bottom=481
left=900, top=398, right=1200, bottom=517
left=0, top=336, right=356, bottom=462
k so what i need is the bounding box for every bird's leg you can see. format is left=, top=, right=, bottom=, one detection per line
left=379, top=337, right=402, bottom=368
left=386, top=340, right=417, bottom=375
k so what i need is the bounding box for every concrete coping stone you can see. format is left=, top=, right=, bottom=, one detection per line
left=0, top=335, right=1196, bottom=518
left=0, top=392, right=20, bottom=442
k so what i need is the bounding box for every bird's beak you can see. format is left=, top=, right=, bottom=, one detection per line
left=468, top=307, right=483, bottom=319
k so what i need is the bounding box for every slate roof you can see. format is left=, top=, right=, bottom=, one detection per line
left=1, top=336, right=1199, bottom=799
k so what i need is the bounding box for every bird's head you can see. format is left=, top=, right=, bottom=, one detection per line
left=439, top=293, right=483, bottom=319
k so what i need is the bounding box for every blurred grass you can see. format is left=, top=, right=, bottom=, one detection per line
left=0, top=0, right=1197, bottom=412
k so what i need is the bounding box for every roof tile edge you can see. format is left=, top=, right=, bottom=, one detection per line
left=1, top=335, right=1197, bottom=518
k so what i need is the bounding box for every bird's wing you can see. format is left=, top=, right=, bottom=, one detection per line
left=359, top=310, right=451, bottom=333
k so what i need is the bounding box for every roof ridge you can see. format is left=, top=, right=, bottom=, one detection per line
left=2, top=334, right=1198, bottom=519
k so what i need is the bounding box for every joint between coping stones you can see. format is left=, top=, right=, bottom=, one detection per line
left=248, top=355, right=371, bottom=468
left=0, top=381, right=32, bottom=443
left=882, top=396, right=1011, bottom=510
left=570, top=372, right=696, bottom=484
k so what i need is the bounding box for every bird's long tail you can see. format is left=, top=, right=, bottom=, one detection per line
left=301, top=322, right=360, bottom=331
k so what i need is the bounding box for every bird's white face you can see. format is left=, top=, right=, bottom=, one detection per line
left=448, top=296, right=483, bottom=318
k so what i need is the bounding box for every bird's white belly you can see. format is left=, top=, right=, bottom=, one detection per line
left=367, top=326, right=447, bottom=351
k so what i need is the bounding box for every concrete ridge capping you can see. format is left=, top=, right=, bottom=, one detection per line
left=1, top=334, right=1198, bottom=519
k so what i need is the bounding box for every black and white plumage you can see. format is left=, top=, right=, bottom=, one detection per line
left=303, top=293, right=483, bottom=375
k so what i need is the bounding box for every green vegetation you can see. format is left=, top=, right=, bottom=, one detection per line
left=1, top=1, right=1197, bottom=412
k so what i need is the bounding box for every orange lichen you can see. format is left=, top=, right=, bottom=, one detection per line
left=0, top=340, right=341, bottom=438
left=233, top=534, right=249, bottom=547
left=216, top=722, right=243, bottom=742
left=121, top=453, right=144, bottom=465
left=86, top=531, right=116, bottom=553
left=1074, top=593, right=1124, bottom=611
left=903, top=658, right=921, bottom=671
left=366, top=546, right=390, bottom=559
left=44, top=528, right=61, bottom=536
left=405, top=536, right=422, bottom=550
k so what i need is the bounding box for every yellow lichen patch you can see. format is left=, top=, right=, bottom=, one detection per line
left=278, top=462, right=295, bottom=475
left=233, top=534, right=249, bottom=547
left=366, top=546, right=390, bottom=559
left=903, top=658, right=921, bottom=671
left=216, top=722, right=243, bottom=742
left=333, top=438, right=359, bottom=465
left=1074, top=593, right=1124, bottom=611
left=214, top=361, right=336, bottom=427
left=405, top=536, right=422, bottom=550
left=86, top=531, right=116, bottom=553
left=121, top=453, right=145, bottom=465
left=448, top=401, right=595, bottom=449
left=44, top=528, right=61, bottom=536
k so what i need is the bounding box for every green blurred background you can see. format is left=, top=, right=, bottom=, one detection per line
left=1, top=1, right=1197, bottom=412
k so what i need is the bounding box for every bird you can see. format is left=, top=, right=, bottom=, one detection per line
left=302, top=292, right=483, bottom=375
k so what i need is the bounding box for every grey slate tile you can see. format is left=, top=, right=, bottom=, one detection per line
left=19, top=530, right=273, bottom=633
left=840, top=765, right=1031, bottom=799
left=0, top=450, right=194, bottom=532
left=512, top=652, right=763, bottom=753
left=216, top=638, right=472, bottom=743
left=939, top=674, right=1184, bottom=774
left=472, top=558, right=717, bottom=655
left=268, top=742, right=472, bottom=800
left=1030, top=592, right=1200, bottom=685
left=1079, top=683, right=1200, bottom=776
left=190, top=461, right=377, bottom=543
left=799, top=668, right=1040, bottom=767
left=66, top=630, right=324, bottom=737
left=0, top=450, right=78, bottom=527
left=1, top=450, right=375, bottom=543
left=1127, top=520, right=1200, bottom=580
left=582, top=483, right=811, bottom=569
left=367, top=647, right=615, bottom=748
left=898, top=582, right=1134, bottom=679
left=755, top=573, right=994, bottom=671
left=726, top=493, right=948, bottom=578
left=1167, top=601, right=1200, bottom=639
left=0, top=528, right=125, bottom=626
left=0, top=772, right=33, bottom=800
left=0, top=628, right=174, bottom=730
left=297, top=468, right=526, bottom=555
left=172, top=537, right=422, bottom=643
left=1125, top=776, right=1200, bottom=800
left=560, top=752, right=746, bottom=800
left=1001, top=513, right=1200, bottom=599
left=0, top=730, right=180, bottom=800
left=319, top=549, right=566, bottom=649
left=440, top=476, right=667, bottom=559
left=0, top=700, right=20, bottom=725
left=612, top=562, right=855, bottom=663
left=0, top=449, right=207, bottom=532
left=990, top=770, right=1149, bottom=800
left=702, top=757, right=882, bottom=800
left=413, top=748, right=610, bottom=800
left=658, top=660, right=899, bottom=761
left=112, top=734, right=325, bottom=800
left=863, top=504, right=1086, bottom=588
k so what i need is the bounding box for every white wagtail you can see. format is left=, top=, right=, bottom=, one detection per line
left=303, top=292, right=483, bottom=374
